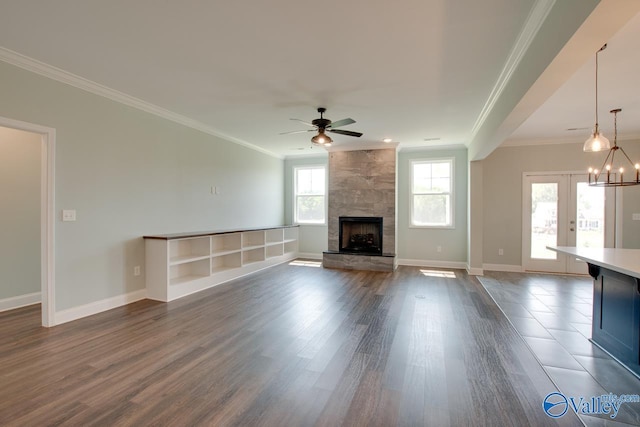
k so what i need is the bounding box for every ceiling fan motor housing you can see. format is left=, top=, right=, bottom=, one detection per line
left=312, top=118, right=331, bottom=130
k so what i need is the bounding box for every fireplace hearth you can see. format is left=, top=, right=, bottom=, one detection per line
left=339, top=216, right=383, bottom=255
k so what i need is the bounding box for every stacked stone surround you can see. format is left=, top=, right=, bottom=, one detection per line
left=323, top=148, right=397, bottom=271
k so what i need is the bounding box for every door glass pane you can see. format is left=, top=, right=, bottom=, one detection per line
left=576, top=182, right=604, bottom=248
left=531, top=183, right=558, bottom=259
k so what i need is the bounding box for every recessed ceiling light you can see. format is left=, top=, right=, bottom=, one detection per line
left=566, top=127, right=590, bottom=131
left=383, top=138, right=393, bottom=143
left=424, top=137, right=441, bottom=141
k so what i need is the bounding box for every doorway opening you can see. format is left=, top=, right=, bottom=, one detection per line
left=0, top=117, right=55, bottom=327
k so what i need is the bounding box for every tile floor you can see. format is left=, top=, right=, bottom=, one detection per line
left=478, top=271, right=640, bottom=427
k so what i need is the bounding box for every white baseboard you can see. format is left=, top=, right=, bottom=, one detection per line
left=297, top=252, right=323, bottom=260
left=0, top=292, right=41, bottom=312
left=483, top=263, right=524, bottom=273
left=397, top=258, right=468, bottom=270
left=55, top=289, right=147, bottom=325
left=466, top=264, right=484, bottom=276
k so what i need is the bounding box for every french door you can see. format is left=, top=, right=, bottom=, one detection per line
left=522, top=173, right=614, bottom=274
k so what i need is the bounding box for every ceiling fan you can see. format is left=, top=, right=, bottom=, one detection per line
left=281, top=107, right=363, bottom=146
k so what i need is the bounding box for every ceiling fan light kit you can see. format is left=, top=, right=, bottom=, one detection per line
left=282, top=107, right=363, bottom=148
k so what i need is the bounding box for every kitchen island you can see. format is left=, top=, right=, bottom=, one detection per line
left=549, top=246, right=640, bottom=377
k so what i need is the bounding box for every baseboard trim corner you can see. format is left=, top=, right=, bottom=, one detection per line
left=466, top=265, right=484, bottom=276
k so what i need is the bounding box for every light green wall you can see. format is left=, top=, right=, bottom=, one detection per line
left=0, top=61, right=284, bottom=311
left=397, top=147, right=468, bottom=263
left=284, top=155, right=328, bottom=256
left=482, top=141, right=640, bottom=267
left=0, top=127, right=41, bottom=300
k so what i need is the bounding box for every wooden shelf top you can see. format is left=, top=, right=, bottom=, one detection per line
left=144, top=225, right=298, bottom=240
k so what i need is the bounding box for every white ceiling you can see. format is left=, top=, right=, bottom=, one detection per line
left=0, top=0, right=638, bottom=158
left=507, top=10, right=640, bottom=146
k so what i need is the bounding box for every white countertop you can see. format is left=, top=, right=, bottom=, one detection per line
left=548, top=246, right=640, bottom=278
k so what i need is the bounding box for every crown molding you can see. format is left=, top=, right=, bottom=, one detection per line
left=469, top=0, right=556, bottom=141
left=0, top=47, right=282, bottom=159
left=398, top=143, right=467, bottom=153
left=502, top=132, right=640, bottom=148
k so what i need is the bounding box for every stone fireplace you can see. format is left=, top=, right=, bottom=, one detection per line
left=323, top=148, right=397, bottom=271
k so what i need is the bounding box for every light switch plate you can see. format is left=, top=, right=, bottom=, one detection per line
left=633, top=213, right=640, bottom=221
left=62, top=209, right=76, bottom=221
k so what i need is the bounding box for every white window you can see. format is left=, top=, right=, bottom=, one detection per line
left=411, top=158, right=454, bottom=227
left=294, top=166, right=326, bottom=224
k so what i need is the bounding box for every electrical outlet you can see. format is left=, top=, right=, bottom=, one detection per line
left=436, top=246, right=442, bottom=253
left=498, top=248, right=504, bottom=256
left=134, top=266, right=141, bottom=276
left=62, top=209, right=76, bottom=221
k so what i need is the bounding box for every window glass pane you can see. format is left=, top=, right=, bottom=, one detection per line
left=431, top=162, right=450, bottom=179
left=413, top=163, right=432, bottom=192
left=413, top=194, right=450, bottom=226
left=530, top=183, right=558, bottom=260
left=296, top=168, right=325, bottom=195
left=310, top=168, right=325, bottom=194
left=576, top=182, right=604, bottom=249
left=296, top=196, right=325, bottom=222
left=297, top=169, right=312, bottom=194
left=431, top=177, right=450, bottom=193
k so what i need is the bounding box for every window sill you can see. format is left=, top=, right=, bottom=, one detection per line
left=409, top=225, right=455, bottom=230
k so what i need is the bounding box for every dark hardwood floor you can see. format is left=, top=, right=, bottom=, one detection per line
left=0, top=263, right=582, bottom=426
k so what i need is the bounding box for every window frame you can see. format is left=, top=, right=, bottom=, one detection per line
left=410, top=157, right=455, bottom=229
left=293, top=165, right=327, bottom=225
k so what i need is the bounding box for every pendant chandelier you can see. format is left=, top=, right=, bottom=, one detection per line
left=583, top=45, right=610, bottom=152
left=587, top=108, right=640, bottom=187
left=583, top=43, right=640, bottom=187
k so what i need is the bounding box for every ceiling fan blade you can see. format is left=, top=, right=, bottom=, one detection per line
left=328, top=118, right=355, bottom=128
left=329, top=129, right=363, bottom=138
left=279, top=129, right=315, bottom=135
left=290, top=118, right=316, bottom=127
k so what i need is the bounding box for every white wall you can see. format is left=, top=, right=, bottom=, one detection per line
left=0, top=61, right=284, bottom=312
left=284, top=155, right=328, bottom=257
left=397, top=147, right=468, bottom=265
left=482, top=141, right=640, bottom=268
left=0, top=127, right=40, bottom=301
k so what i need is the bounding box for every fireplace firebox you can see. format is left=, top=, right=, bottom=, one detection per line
left=339, top=216, right=383, bottom=255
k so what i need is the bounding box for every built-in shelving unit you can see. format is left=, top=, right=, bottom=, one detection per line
left=144, top=226, right=298, bottom=302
